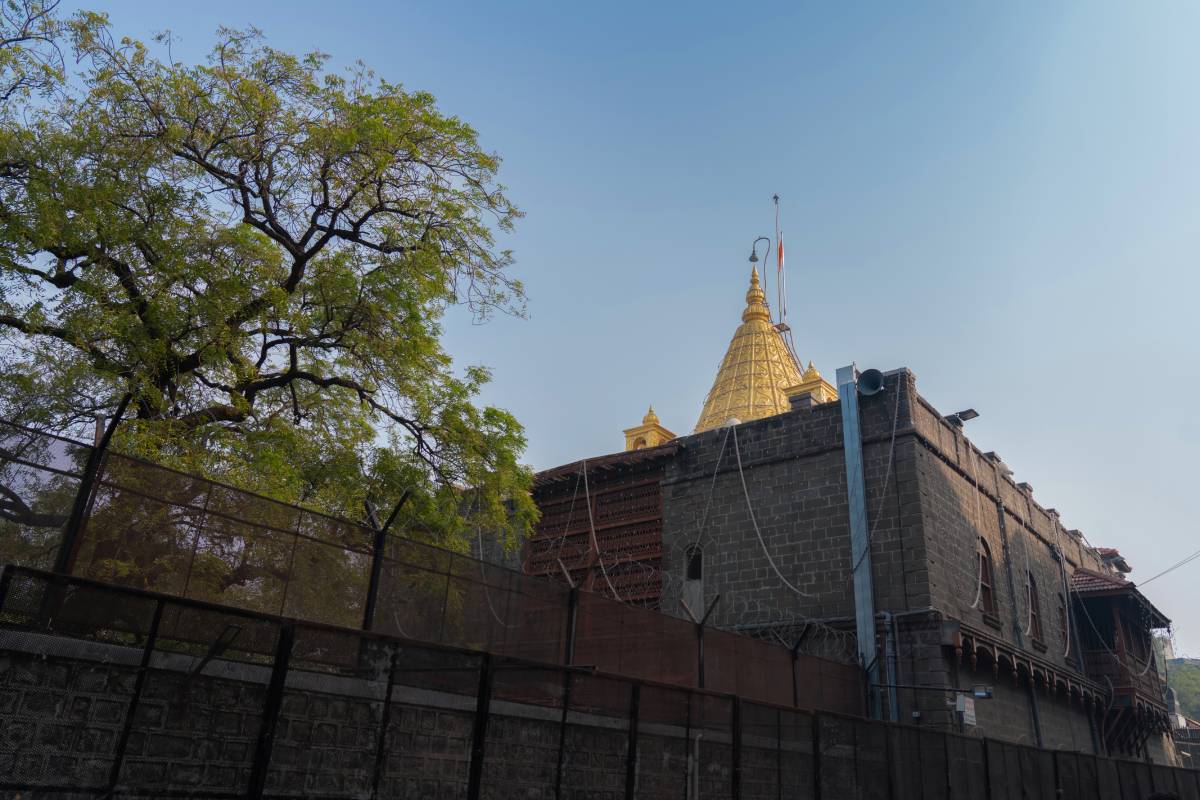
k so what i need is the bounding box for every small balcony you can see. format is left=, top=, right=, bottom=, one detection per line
left=1082, top=648, right=1164, bottom=706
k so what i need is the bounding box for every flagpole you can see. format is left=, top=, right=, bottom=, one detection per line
left=773, top=194, right=783, bottom=323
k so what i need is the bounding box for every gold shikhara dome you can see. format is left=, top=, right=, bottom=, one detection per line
left=694, top=266, right=824, bottom=433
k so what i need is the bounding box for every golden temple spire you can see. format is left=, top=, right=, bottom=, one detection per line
left=693, top=266, right=806, bottom=433
left=742, top=266, right=770, bottom=322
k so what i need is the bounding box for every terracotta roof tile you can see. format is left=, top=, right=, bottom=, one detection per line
left=1070, top=567, right=1129, bottom=593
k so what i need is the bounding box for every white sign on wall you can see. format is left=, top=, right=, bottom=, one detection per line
left=956, top=695, right=977, bottom=727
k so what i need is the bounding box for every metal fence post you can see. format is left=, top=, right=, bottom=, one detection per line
left=362, top=518, right=388, bottom=632
left=732, top=696, right=742, bottom=800
left=944, top=729, right=953, bottom=799
left=812, top=711, right=822, bottom=800
left=775, top=708, right=783, bottom=800
left=0, top=564, right=11, bottom=610
left=53, top=393, right=131, bottom=575
left=981, top=737, right=994, bottom=800
left=247, top=621, right=295, bottom=800
left=624, top=684, right=641, bottom=800
left=884, top=722, right=895, bottom=800
left=553, top=669, right=574, bottom=800
left=466, top=653, right=495, bottom=800
left=369, top=645, right=400, bottom=800
left=362, top=493, right=408, bottom=632
left=106, top=597, right=164, bottom=794
left=693, top=595, right=720, bottom=690
left=564, top=586, right=579, bottom=666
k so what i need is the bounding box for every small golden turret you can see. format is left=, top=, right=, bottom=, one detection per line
left=623, top=405, right=676, bottom=451
left=783, top=360, right=839, bottom=406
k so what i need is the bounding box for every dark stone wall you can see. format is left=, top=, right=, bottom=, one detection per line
left=0, top=631, right=743, bottom=799
left=659, top=370, right=927, bottom=635
left=650, top=367, right=1173, bottom=758
left=0, top=636, right=480, bottom=798
left=909, top=391, right=1106, bottom=677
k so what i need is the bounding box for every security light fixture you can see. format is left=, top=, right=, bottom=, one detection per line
left=945, top=408, right=980, bottom=427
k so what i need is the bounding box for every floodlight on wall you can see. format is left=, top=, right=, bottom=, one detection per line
left=945, top=408, right=979, bottom=427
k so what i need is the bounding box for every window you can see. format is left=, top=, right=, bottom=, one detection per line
left=1057, top=594, right=1068, bottom=640
left=685, top=545, right=703, bottom=581
left=1027, top=572, right=1043, bottom=641
left=978, top=538, right=996, bottom=615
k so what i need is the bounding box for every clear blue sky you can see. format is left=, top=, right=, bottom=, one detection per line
left=68, top=1, right=1200, bottom=653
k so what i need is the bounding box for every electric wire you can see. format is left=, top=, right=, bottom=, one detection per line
left=732, top=424, right=813, bottom=598
left=1138, top=545, right=1200, bottom=587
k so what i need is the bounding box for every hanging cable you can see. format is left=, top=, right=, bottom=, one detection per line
left=691, top=426, right=732, bottom=551
left=732, top=425, right=813, bottom=598
left=967, top=449, right=985, bottom=610
left=551, top=464, right=585, bottom=565
left=477, top=526, right=513, bottom=629
left=1020, top=527, right=1034, bottom=638
left=581, top=459, right=623, bottom=602
left=968, top=546, right=984, bottom=610
left=1051, top=517, right=1071, bottom=659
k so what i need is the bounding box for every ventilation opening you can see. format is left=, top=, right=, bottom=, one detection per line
left=685, top=545, right=703, bottom=581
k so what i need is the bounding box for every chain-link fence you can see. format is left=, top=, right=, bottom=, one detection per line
left=2, top=565, right=1199, bottom=800
left=0, top=419, right=862, bottom=713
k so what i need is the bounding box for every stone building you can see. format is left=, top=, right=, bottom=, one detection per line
left=525, top=263, right=1176, bottom=762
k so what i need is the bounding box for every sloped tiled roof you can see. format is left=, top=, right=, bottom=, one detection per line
left=1070, top=567, right=1170, bottom=628
left=1070, top=567, right=1130, bottom=594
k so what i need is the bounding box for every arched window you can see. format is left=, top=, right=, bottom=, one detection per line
left=1057, top=594, right=1068, bottom=640
left=685, top=545, right=703, bottom=581
left=1027, top=572, right=1043, bottom=642
left=978, top=538, right=996, bottom=614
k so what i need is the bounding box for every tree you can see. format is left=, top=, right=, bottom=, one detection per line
left=1169, top=658, right=1200, bottom=722
left=0, top=0, right=63, bottom=102
left=0, top=12, right=536, bottom=565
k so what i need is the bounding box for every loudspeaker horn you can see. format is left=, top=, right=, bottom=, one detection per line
left=857, top=368, right=885, bottom=397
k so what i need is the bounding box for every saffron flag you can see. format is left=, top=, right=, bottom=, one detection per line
left=776, top=233, right=785, bottom=317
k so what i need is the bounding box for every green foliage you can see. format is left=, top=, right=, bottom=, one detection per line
left=0, top=9, right=536, bottom=566
left=0, top=1, right=64, bottom=102
left=1168, top=658, right=1200, bottom=722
